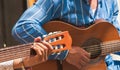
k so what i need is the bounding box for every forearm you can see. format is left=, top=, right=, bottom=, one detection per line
left=0, top=57, right=33, bottom=70
left=0, top=58, right=26, bottom=70
left=13, top=58, right=24, bottom=69
left=13, top=57, right=37, bottom=69
left=14, top=56, right=44, bottom=69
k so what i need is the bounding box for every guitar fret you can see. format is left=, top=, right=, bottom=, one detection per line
left=101, top=40, right=120, bottom=56
left=0, top=43, right=32, bottom=63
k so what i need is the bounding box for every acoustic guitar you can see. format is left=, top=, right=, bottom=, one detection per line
left=0, top=19, right=120, bottom=70
left=32, top=19, right=120, bottom=70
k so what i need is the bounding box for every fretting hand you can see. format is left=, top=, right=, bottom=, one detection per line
left=13, top=37, right=53, bottom=69
left=23, top=37, right=53, bottom=67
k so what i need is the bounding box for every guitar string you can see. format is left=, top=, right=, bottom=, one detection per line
left=0, top=45, right=119, bottom=63
left=0, top=50, right=30, bottom=62
left=0, top=48, right=30, bottom=58
left=0, top=39, right=119, bottom=52
left=0, top=44, right=32, bottom=58
left=0, top=52, right=30, bottom=59
left=0, top=35, right=66, bottom=54
left=81, top=40, right=120, bottom=56
left=0, top=41, right=120, bottom=56
left=0, top=35, right=65, bottom=62
left=0, top=46, right=30, bottom=55
left=101, top=43, right=120, bottom=55
left=0, top=40, right=120, bottom=61
left=0, top=49, right=30, bottom=56
left=0, top=41, right=120, bottom=55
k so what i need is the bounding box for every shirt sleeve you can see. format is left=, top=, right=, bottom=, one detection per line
left=12, top=0, right=68, bottom=60
left=12, top=0, right=54, bottom=44
left=0, top=60, right=14, bottom=70
left=117, top=0, right=120, bottom=24
left=111, top=0, right=120, bottom=33
left=105, top=1, right=120, bottom=70
left=111, top=0, right=119, bottom=23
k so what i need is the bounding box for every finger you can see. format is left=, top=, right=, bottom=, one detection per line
left=81, top=59, right=88, bottom=66
left=34, top=43, right=46, bottom=55
left=79, top=59, right=86, bottom=66
left=34, top=37, right=42, bottom=42
left=34, top=43, right=48, bottom=60
left=78, top=56, right=90, bottom=68
left=35, top=43, right=48, bottom=51
left=42, top=41, right=53, bottom=50
left=81, top=48, right=90, bottom=58
left=80, top=50, right=90, bottom=62
left=39, top=43, right=48, bottom=60
left=81, top=55, right=90, bottom=65
left=32, top=45, right=42, bottom=56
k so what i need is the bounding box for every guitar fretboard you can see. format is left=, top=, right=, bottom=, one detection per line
left=101, top=40, right=120, bottom=55
left=0, top=43, right=33, bottom=63
left=0, top=31, right=72, bottom=63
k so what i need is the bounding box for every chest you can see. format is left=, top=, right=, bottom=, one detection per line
left=53, top=0, right=113, bottom=26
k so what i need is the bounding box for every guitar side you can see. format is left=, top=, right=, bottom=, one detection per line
left=32, top=20, right=120, bottom=70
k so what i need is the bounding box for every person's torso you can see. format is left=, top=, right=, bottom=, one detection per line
left=52, top=0, right=114, bottom=27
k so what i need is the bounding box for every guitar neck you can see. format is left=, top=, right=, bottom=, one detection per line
left=101, top=40, right=120, bottom=56
left=0, top=31, right=72, bottom=63
left=0, top=43, right=33, bottom=63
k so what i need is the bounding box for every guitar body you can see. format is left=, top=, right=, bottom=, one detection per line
left=32, top=60, right=106, bottom=70
left=32, top=20, right=120, bottom=70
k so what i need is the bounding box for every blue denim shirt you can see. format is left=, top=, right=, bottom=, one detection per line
left=12, top=0, right=120, bottom=69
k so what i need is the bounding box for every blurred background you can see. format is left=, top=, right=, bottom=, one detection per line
left=0, top=0, right=36, bottom=48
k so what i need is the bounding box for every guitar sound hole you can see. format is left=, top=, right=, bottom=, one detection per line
left=81, top=38, right=102, bottom=59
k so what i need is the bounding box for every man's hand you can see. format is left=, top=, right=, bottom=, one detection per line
left=13, top=37, right=53, bottom=69
left=23, top=37, right=53, bottom=67
left=65, top=46, right=90, bottom=69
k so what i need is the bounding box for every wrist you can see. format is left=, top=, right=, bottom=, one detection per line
left=21, top=57, right=32, bottom=70
left=22, top=57, right=31, bottom=67
left=23, top=55, right=44, bottom=67
left=21, top=58, right=26, bottom=70
left=13, top=58, right=27, bottom=69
